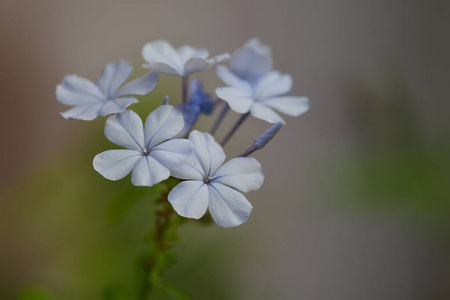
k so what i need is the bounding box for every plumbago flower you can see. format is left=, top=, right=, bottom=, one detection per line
left=142, top=40, right=230, bottom=76
left=168, top=131, right=264, bottom=228
left=217, top=38, right=273, bottom=88
left=93, top=106, right=193, bottom=186
left=56, top=60, right=158, bottom=120
left=215, top=39, right=309, bottom=124
left=216, top=70, right=310, bottom=124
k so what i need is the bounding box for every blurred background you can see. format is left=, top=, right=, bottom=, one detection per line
left=1, top=0, right=449, bottom=299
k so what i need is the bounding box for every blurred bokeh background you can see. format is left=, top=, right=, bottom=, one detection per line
left=1, top=0, right=449, bottom=299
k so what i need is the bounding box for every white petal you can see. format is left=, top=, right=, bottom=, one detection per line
left=93, top=149, right=142, bottom=180
left=150, top=139, right=193, bottom=169
left=256, top=71, right=292, bottom=100
left=177, top=45, right=209, bottom=63
left=229, top=46, right=273, bottom=83
left=212, top=157, right=264, bottom=193
left=262, top=96, right=310, bottom=117
left=142, top=62, right=182, bottom=76
left=95, top=60, right=133, bottom=98
left=115, top=71, right=159, bottom=97
left=60, top=102, right=104, bottom=120
left=105, top=110, right=145, bottom=151
left=250, top=102, right=286, bottom=124
left=215, top=87, right=254, bottom=114
left=184, top=53, right=230, bottom=75
left=56, top=75, right=104, bottom=105
left=142, top=40, right=183, bottom=75
left=216, top=65, right=252, bottom=90
left=99, top=97, right=138, bottom=116
left=170, top=155, right=205, bottom=181
left=183, top=57, right=211, bottom=75
left=131, top=156, right=170, bottom=186
left=168, top=181, right=209, bottom=219
left=188, top=131, right=226, bottom=176
left=144, top=105, right=184, bottom=150
left=208, top=183, right=253, bottom=228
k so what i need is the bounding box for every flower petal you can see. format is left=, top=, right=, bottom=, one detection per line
left=144, top=105, right=185, bottom=150
left=262, top=96, right=310, bottom=117
left=150, top=139, right=193, bottom=169
left=212, top=157, right=264, bottom=193
left=142, top=40, right=183, bottom=75
left=105, top=110, right=145, bottom=151
left=96, top=60, right=133, bottom=98
left=168, top=181, right=209, bottom=219
left=60, top=102, right=104, bottom=120
left=216, top=65, right=252, bottom=90
left=188, top=130, right=226, bottom=176
left=184, top=53, right=230, bottom=75
left=93, top=149, right=142, bottom=180
left=177, top=45, right=209, bottom=63
left=56, top=75, right=104, bottom=105
left=229, top=45, right=273, bottom=83
left=115, top=71, right=159, bottom=97
left=215, top=87, right=254, bottom=114
left=131, top=156, right=170, bottom=186
left=256, top=71, right=292, bottom=100
left=99, top=97, right=139, bottom=117
left=250, top=102, right=285, bottom=124
left=170, top=155, right=205, bottom=181
left=208, top=183, right=253, bottom=228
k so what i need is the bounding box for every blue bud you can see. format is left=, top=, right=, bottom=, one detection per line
left=189, top=79, right=214, bottom=115
left=254, top=122, right=283, bottom=149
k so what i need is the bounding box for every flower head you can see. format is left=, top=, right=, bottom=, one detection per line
left=142, top=40, right=230, bottom=76
left=56, top=60, right=158, bottom=121
left=93, top=106, right=193, bottom=187
left=217, top=38, right=273, bottom=88
left=216, top=70, right=310, bottom=124
left=168, top=131, right=264, bottom=228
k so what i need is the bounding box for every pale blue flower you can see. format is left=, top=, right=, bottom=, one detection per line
left=142, top=40, right=230, bottom=76
left=93, top=106, right=193, bottom=187
left=168, top=131, right=264, bottom=228
left=216, top=70, right=310, bottom=124
left=217, top=38, right=273, bottom=89
left=56, top=60, right=158, bottom=121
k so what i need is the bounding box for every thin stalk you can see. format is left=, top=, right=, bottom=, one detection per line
left=221, top=113, right=250, bottom=146
left=210, top=103, right=229, bottom=136
left=182, top=76, right=189, bottom=104
left=239, top=145, right=257, bottom=157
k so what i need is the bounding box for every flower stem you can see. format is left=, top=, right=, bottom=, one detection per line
left=210, top=103, right=229, bottom=136
left=221, top=113, right=250, bottom=146
left=239, top=145, right=257, bottom=157
left=182, top=76, right=189, bottom=104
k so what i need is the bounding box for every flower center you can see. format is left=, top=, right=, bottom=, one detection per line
left=203, top=176, right=213, bottom=184
left=142, top=148, right=149, bottom=156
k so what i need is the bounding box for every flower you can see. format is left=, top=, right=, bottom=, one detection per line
left=56, top=60, right=158, bottom=121
left=93, top=106, right=193, bottom=187
left=215, top=70, right=310, bottom=124
left=173, top=79, right=215, bottom=138
left=168, top=131, right=264, bottom=228
left=217, top=38, right=273, bottom=88
left=142, top=40, right=230, bottom=76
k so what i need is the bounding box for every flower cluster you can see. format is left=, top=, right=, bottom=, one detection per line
left=56, top=39, right=309, bottom=228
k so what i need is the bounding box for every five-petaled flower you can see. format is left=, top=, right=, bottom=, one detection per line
left=56, top=60, right=158, bottom=120
left=93, top=106, right=193, bottom=187
left=142, top=40, right=230, bottom=77
left=216, top=70, right=310, bottom=124
left=168, top=131, right=264, bottom=228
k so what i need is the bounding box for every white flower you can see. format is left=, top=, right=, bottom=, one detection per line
left=56, top=60, right=158, bottom=121
left=142, top=40, right=230, bottom=76
left=93, top=106, right=193, bottom=187
left=168, top=131, right=264, bottom=228
left=217, top=38, right=273, bottom=88
left=215, top=70, right=310, bottom=124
